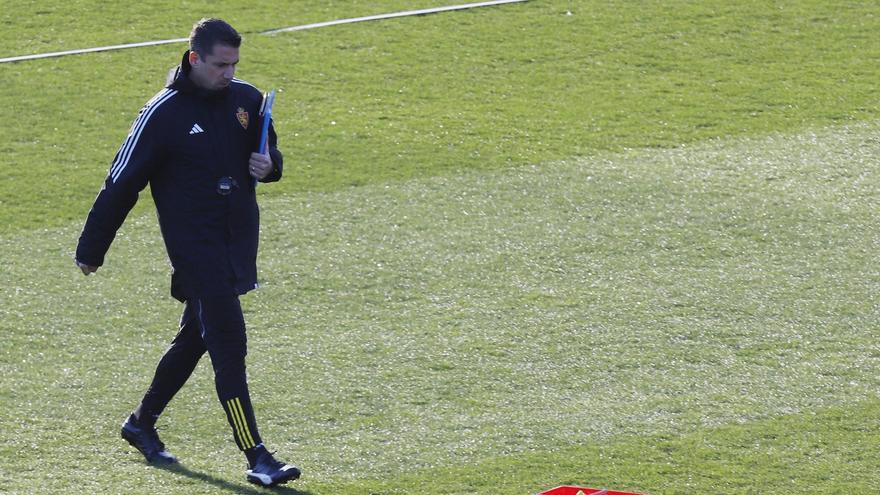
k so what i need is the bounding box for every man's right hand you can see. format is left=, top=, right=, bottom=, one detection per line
left=75, top=260, right=98, bottom=275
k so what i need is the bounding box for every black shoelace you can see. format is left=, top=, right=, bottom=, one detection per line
left=260, top=450, right=285, bottom=470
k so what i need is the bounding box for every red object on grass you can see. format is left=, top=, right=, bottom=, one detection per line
left=538, top=486, right=644, bottom=495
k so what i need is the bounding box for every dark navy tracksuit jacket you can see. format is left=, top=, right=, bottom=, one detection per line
left=76, top=52, right=283, bottom=302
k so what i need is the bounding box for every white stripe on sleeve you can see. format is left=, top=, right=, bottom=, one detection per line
left=110, top=88, right=171, bottom=178
left=109, top=89, right=178, bottom=183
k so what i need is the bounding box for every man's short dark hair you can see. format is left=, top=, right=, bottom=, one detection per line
left=190, top=18, right=241, bottom=57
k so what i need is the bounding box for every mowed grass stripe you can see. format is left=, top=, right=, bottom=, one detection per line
left=2, top=123, right=879, bottom=493
left=4, top=1, right=880, bottom=233
left=332, top=398, right=880, bottom=494
left=0, top=1, right=441, bottom=56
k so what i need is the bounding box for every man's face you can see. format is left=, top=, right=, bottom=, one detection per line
left=189, top=44, right=239, bottom=91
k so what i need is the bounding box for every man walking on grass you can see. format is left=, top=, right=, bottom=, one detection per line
left=75, top=18, right=299, bottom=487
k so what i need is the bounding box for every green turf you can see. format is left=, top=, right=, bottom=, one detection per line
left=337, top=398, right=880, bottom=494
left=0, top=1, right=431, bottom=56
left=2, top=1, right=880, bottom=494
left=2, top=122, right=879, bottom=493
left=2, top=1, right=879, bottom=232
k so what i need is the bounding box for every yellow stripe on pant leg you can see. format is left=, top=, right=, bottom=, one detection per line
left=229, top=398, right=256, bottom=449
left=229, top=398, right=253, bottom=449
left=227, top=398, right=254, bottom=449
left=226, top=399, right=245, bottom=447
left=234, top=398, right=256, bottom=448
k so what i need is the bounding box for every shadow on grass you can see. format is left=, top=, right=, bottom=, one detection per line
left=156, top=462, right=314, bottom=495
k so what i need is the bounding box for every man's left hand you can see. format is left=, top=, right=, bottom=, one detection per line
left=75, top=260, right=98, bottom=275
left=249, top=152, right=273, bottom=180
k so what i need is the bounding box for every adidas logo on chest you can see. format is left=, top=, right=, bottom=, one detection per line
left=189, top=123, right=205, bottom=135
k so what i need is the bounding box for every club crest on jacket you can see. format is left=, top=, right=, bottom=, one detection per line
left=236, top=107, right=249, bottom=129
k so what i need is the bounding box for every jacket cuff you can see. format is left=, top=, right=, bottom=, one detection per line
left=261, top=148, right=283, bottom=183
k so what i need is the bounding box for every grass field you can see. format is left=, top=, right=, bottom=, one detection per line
left=2, top=1, right=879, bottom=494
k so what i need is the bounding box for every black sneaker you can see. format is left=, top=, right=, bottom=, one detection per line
left=246, top=448, right=301, bottom=486
left=120, top=414, right=177, bottom=464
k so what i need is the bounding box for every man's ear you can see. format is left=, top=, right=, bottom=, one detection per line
left=188, top=50, right=200, bottom=66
